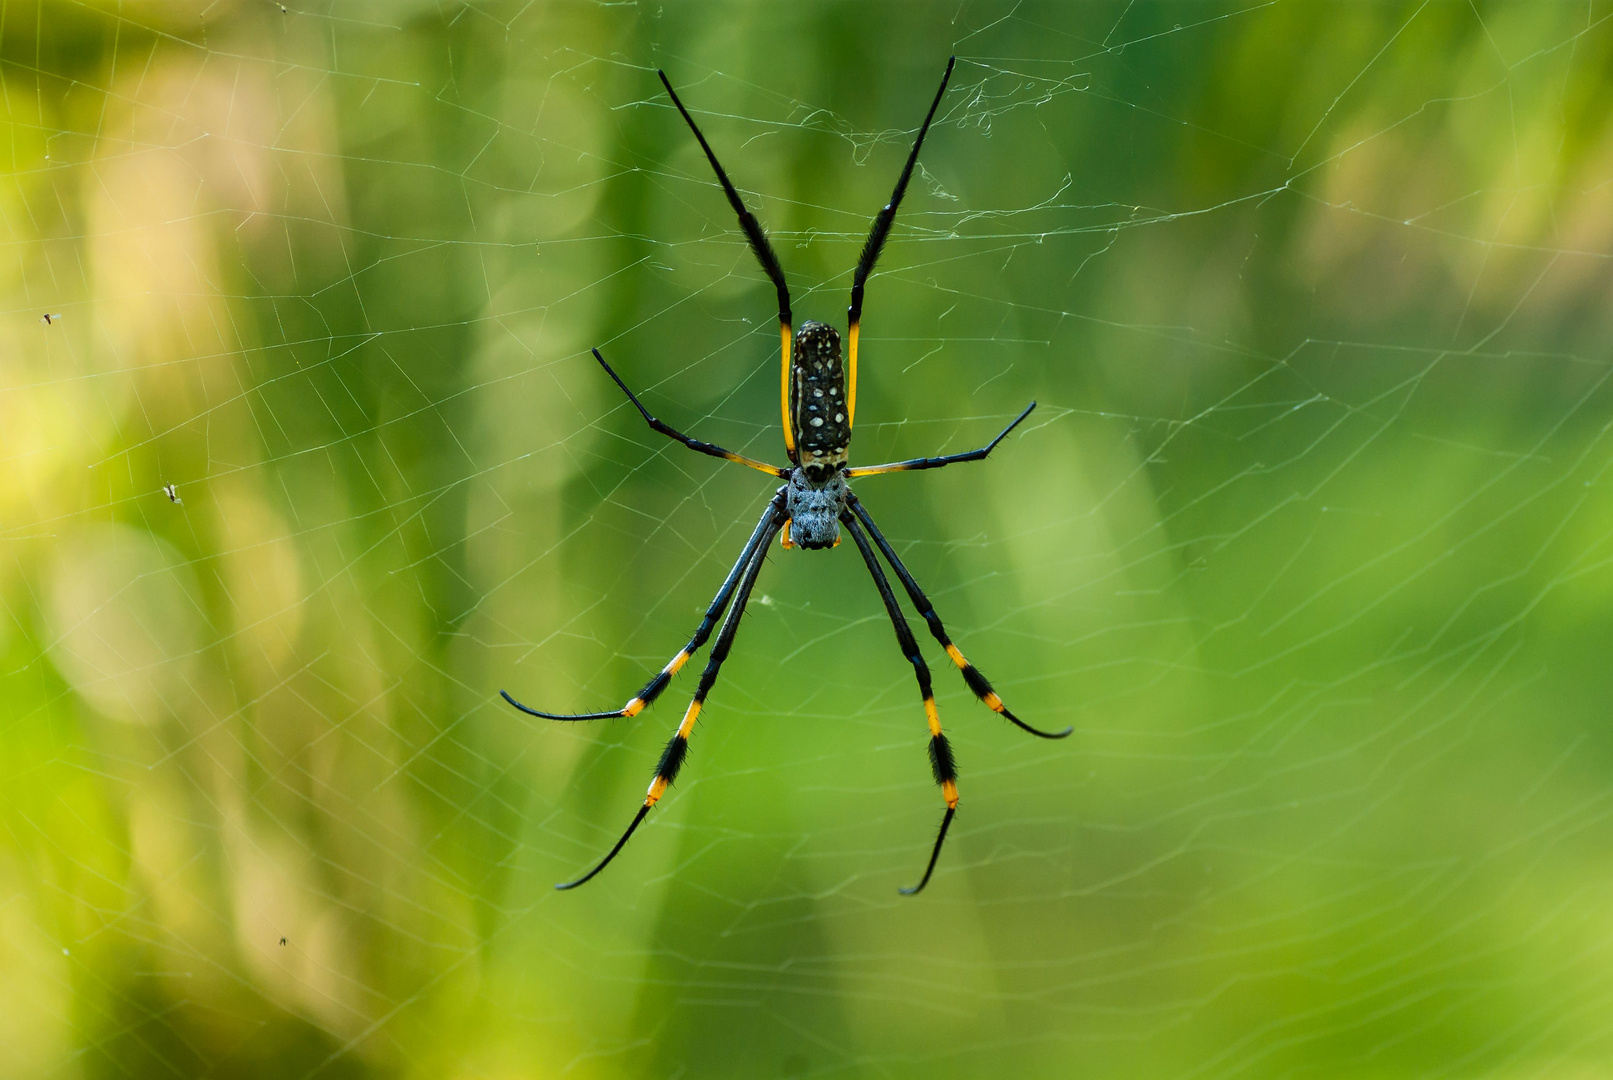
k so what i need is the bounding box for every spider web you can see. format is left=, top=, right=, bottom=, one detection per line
left=5, top=1, right=1613, bottom=1076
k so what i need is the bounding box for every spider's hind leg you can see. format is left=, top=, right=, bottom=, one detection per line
left=591, top=348, right=787, bottom=478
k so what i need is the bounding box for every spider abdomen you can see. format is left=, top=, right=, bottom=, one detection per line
left=786, top=469, right=848, bottom=550
left=791, top=321, right=850, bottom=481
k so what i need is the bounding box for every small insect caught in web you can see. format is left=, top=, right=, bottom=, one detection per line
left=161, top=483, right=181, bottom=504
left=278, top=937, right=287, bottom=947
left=40, top=313, right=62, bottom=325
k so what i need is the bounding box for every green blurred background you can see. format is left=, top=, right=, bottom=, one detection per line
left=5, top=1, right=1613, bottom=1076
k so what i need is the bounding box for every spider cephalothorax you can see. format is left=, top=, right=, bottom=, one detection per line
left=501, top=56, right=1068, bottom=896
left=786, top=468, right=848, bottom=550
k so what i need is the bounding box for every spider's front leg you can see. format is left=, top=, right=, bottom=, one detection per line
left=554, top=503, right=787, bottom=889
left=501, top=489, right=787, bottom=721
left=842, top=512, right=959, bottom=895
left=847, top=494, right=1070, bottom=740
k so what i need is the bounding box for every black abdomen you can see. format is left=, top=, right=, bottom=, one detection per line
left=791, top=321, right=850, bottom=480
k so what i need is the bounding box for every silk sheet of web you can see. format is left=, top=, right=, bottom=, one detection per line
left=4, top=2, right=1613, bottom=1077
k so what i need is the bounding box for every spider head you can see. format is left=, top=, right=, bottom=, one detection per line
left=786, top=469, right=848, bottom=550
left=790, top=321, right=850, bottom=479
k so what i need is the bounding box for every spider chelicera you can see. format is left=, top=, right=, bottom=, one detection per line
left=503, top=56, right=1070, bottom=895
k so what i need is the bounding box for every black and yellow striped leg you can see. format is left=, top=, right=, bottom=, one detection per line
left=848, top=495, right=1072, bottom=740
left=502, top=491, right=787, bottom=722
left=845, top=401, right=1036, bottom=478
left=846, top=55, right=956, bottom=431
left=591, top=348, right=789, bottom=477
left=658, top=70, right=799, bottom=465
left=842, top=513, right=959, bottom=895
left=555, top=505, right=786, bottom=890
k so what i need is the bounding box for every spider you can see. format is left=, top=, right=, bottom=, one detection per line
left=503, top=56, right=1070, bottom=895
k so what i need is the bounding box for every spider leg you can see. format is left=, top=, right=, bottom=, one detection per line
left=845, top=402, right=1035, bottom=478
left=905, top=807, right=956, bottom=897
left=592, top=348, right=788, bottom=478
left=848, top=495, right=1072, bottom=740
left=846, top=55, right=956, bottom=430
left=842, top=512, right=959, bottom=895
left=658, top=71, right=798, bottom=464
left=556, top=504, right=786, bottom=889
left=502, top=490, right=787, bottom=721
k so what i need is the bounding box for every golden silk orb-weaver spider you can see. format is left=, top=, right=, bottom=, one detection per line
left=502, top=56, right=1069, bottom=895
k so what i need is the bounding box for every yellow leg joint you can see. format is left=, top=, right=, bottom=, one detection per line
left=623, top=698, right=645, bottom=718
left=780, top=321, right=795, bottom=458
left=781, top=519, right=794, bottom=549
left=942, top=779, right=959, bottom=809
left=944, top=644, right=967, bottom=669
left=646, top=775, right=668, bottom=806
left=923, top=697, right=942, bottom=738
left=667, top=650, right=691, bottom=677
left=847, top=320, right=859, bottom=429
left=676, top=699, right=702, bottom=739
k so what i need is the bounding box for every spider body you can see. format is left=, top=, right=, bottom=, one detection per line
left=786, top=469, right=848, bottom=550
left=784, top=319, right=854, bottom=548
left=791, top=320, right=851, bottom=481
left=502, top=56, right=1070, bottom=895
